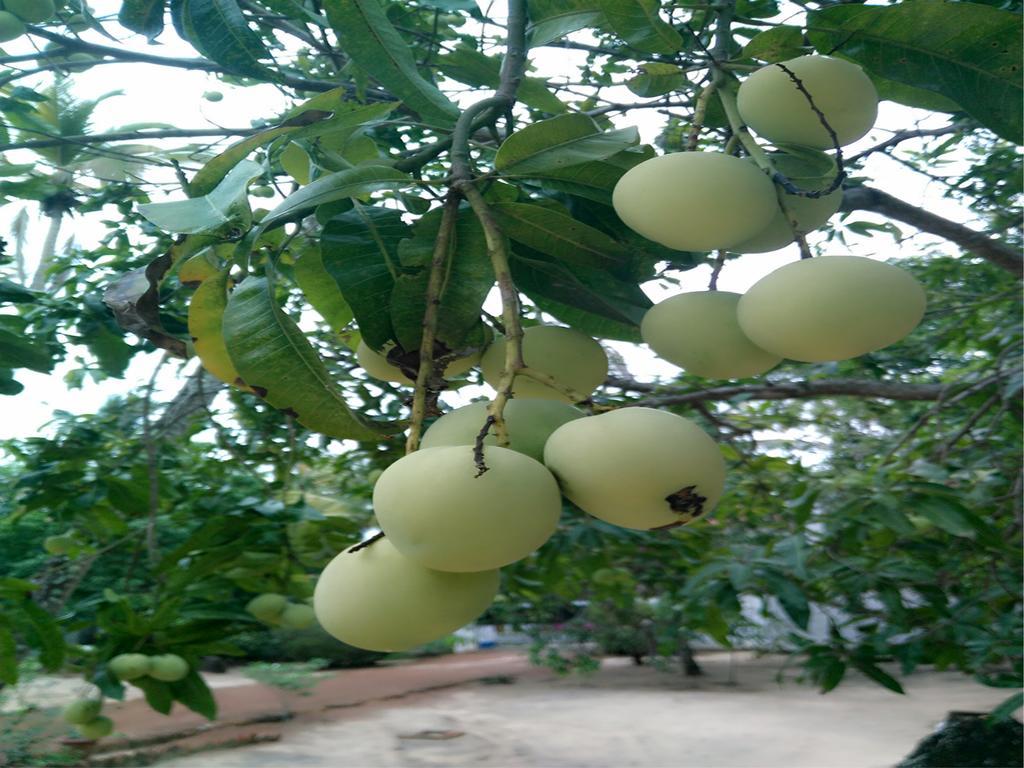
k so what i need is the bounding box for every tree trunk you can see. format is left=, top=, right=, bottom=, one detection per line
left=30, top=210, right=64, bottom=290
left=680, top=638, right=703, bottom=677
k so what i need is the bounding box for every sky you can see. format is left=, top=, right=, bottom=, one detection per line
left=0, top=0, right=974, bottom=443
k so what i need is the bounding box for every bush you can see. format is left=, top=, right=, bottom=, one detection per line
left=231, top=626, right=386, bottom=669
left=897, top=712, right=1023, bottom=768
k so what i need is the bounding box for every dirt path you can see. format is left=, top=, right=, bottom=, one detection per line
left=154, top=652, right=1016, bottom=768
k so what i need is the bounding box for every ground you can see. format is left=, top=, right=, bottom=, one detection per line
left=5, top=651, right=1017, bottom=767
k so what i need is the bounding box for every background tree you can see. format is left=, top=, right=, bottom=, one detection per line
left=0, top=0, right=1020, bottom=733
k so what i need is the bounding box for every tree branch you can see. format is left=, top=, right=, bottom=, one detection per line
left=846, top=126, right=962, bottom=164
left=1, top=128, right=258, bottom=152
left=841, top=186, right=1023, bottom=278
left=607, top=377, right=951, bottom=407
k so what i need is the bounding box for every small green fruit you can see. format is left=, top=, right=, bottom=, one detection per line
left=0, top=12, right=27, bottom=43
left=250, top=185, right=275, bottom=198
left=77, top=715, right=114, bottom=740
left=203, top=91, right=224, bottom=102
left=421, top=399, right=585, bottom=462
left=356, top=340, right=481, bottom=384
left=4, top=0, right=55, bottom=24
left=313, top=538, right=499, bottom=652
left=108, top=653, right=151, bottom=681
left=245, top=593, right=288, bottom=622
left=480, top=326, right=608, bottom=403
left=43, top=534, right=76, bottom=555
left=147, top=654, right=189, bottom=682
left=279, top=603, right=317, bottom=630
left=63, top=699, right=102, bottom=725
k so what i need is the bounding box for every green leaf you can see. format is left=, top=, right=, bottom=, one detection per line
left=138, top=159, right=260, bottom=235
left=222, top=276, right=399, bottom=440
left=527, top=0, right=603, bottom=47
left=389, top=206, right=494, bottom=353
left=0, top=624, right=16, bottom=685
left=910, top=495, right=978, bottom=538
left=988, top=692, right=1024, bottom=722
left=627, top=63, right=686, bottom=97
left=872, top=76, right=961, bottom=113
left=496, top=114, right=639, bottom=176
left=598, top=0, right=682, bottom=54
left=319, top=205, right=408, bottom=350
left=0, top=577, right=37, bottom=595
left=20, top=599, right=65, bottom=671
left=807, top=1, right=1023, bottom=143
left=0, top=279, right=38, bottom=304
left=867, top=500, right=915, bottom=536
left=510, top=252, right=649, bottom=341
left=490, top=202, right=632, bottom=275
left=851, top=658, right=904, bottom=694
left=293, top=246, right=355, bottom=334
left=176, top=0, right=275, bottom=80
left=435, top=46, right=567, bottom=114
left=119, top=0, right=166, bottom=40
left=529, top=146, right=656, bottom=206
left=763, top=572, right=810, bottom=630
left=135, top=677, right=174, bottom=714
left=258, top=165, right=410, bottom=230
left=0, top=323, right=54, bottom=373
left=170, top=669, right=218, bottom=720
left=324, top=0, right=460, bottom=127
left=742, top=25, right=806, bottom=62
left=819, top=657, right=847, bottom=693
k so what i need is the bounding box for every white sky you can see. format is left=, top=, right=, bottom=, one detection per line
left=0, top=1, right=973, bottom=442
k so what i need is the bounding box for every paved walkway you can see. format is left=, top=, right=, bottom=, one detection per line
left=48, top=650, right=546, bottom=765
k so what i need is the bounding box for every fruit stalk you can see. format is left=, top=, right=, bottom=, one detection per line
left=406, top=192, right=460, bottom=454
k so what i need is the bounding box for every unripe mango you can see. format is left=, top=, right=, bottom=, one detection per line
left=544, top=407, right=726, bottom=531
left=280, top=603, right=317, bottom=629
left=108, top=653, right=151, bottom=681
left=737, top=255, right=927, bottom=362
left=63, top=699, right=102, bottom=725
left=480, top=326, right=607, bottom=403
left=313, top=538, right=499, bottom=652
left=421, top=399, right=584, bottom=462
left=5, top=0, right=55, bottom=24
left=641, top=291, right=781, bottom=379
left=374, top=446, right=562, bottom=572
left=612, top=152, right=778, bottom=251
left=0, top=11, right=26, bottom=42
left=147, top=654, right=189, bottom=682
left=737, top=55, right=878, bottom=149
left=77, top=715, right=114, bottom=740
left=245, top=593, right=288, bottom=623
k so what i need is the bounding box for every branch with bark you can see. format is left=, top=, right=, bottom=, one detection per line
left=841, top=186, right=1023, bottom=278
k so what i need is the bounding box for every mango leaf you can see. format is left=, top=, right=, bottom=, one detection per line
left=909, top=494, right=978, bottom=538
left=119, top=0, right=166, bottom=40
left=490, top=202, right=632, bottom=275
left=175, top=0, right=276, bottom=80
left=527, top=0, right=603, bottom=47
left=222, top=276, right=399, bottom=440
left=989, top=692, right=1024, bottom=723
left=872, top=76, right=960, bottom=113
left=627, top=63, right=687, bottom=97
left=851, top=657, right=905, bottom=694
left=0, top=578, right=36, bottom=595
left=495, top=114, right=639, bottom=176
left=807, top=1, right=1023, bottom=143
left=324, top=0, right=459, bottom=126
left=510, top=251, right=649, bottom=342
left=389, top=206, right=494, bottom=353
left=319, top=206, right=408, bottom=350
left=435, top=46, right=567, bottom=114
left=20, top=599, right=65, bottom=671
left=134, top=677, right=174, bottom=714
left=0, top=321, right=53, bottom=373
left=188, top=270, right=248, bottom=387
left=258, top=165, right=410, bottom=230
left=293, top=246, right=354, bottom=333
left=742, top=25, right=806, bottom=62
left=527, top=146, right=656, bottom=206
left=170, top=669, right=217, bottom=720
left=139, top=159, right=260, bottom=235
left=598, top=0, right=682, bottom=54
left=763, top=572, right=810, bottom=629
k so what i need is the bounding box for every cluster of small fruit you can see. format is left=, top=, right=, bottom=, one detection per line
left=0, top=0, right=55, bottom=42
left=614, top=55, right=926, bottom=378
left=314, top=326, right=728, bottom=653
left=61, top=653, right=189, bottom=740
left=244, top=592, right=317, bottom=629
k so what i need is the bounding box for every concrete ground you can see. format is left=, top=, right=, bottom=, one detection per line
left=149, top=652, right=1016, bottom=768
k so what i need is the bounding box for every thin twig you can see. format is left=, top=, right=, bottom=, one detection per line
left=141, top=354, right=170, bottom=568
